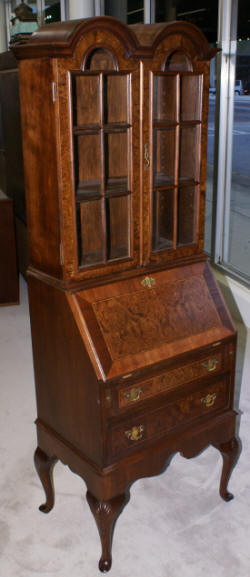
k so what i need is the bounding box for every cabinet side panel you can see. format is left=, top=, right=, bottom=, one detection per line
left=28, top=276, right=104, bottom=465
left=18, top=59, right=61, bottom=277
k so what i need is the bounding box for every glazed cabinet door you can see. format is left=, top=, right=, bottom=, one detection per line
left=142, top=50, right=209, bottom=265
left=57, top=42, right=141, bottom=282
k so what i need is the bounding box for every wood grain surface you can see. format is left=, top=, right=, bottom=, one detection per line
left=16, top=18, right=239, bottom=573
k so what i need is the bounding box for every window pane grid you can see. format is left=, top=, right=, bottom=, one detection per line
left=152, top=72, right=202, bottom=252
left=72, top=70, right=132, bottom=267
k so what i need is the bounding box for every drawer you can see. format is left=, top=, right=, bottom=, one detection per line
left=111, top=349, right=225, bottom=413
left=107, top=376, right=229, bottom=460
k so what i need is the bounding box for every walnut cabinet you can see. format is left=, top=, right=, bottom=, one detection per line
left=14, top=17, right=241, bottom=573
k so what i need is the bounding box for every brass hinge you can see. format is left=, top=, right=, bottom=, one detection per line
left=59, top=243, right=64, bottom=266
left=144, top=143, right=150, bottom=169
left=52, top=82, right=57, bottom=103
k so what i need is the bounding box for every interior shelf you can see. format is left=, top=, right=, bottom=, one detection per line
left=103, top=123, right=131, bottom=132
left=153, top=120, right=178, bottom=128
left=178, top=177, right=199, bottom=186
left=153, top=174, right=175, bottom=188
left=76, top=180, right=101, bottom=196
left=73, top=124, right=101, bottom=134
left=105, top=177, right=130, bottom=195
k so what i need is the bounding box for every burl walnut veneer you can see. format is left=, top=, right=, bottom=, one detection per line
left=14, top=17, right=241, bottom=572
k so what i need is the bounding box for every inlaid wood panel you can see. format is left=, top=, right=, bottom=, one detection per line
left=108, top=376, right=230, bottom=460
left=93, top=275, right=219, bottom=360
left=117, top=350, right=224, bottom=410
left=73, top=262, right=235, bottom=380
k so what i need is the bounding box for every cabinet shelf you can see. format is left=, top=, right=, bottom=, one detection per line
left=76, top=180, right=101, bottom=199
left=153, top=175, right=175, bottom=188
left=73, top=123, right=131, bottom=135
left=178, top=178, right=199, bottom=186
left=180, top=120, right=202, bottom=127
left=105, top=177, right=130, bottom=195
left=152, top=237, right=173, bottom=252
left=103, top=123, right=131, bottom=133
left=76, top=178, right=131, bottom=201
left=153, top=179, right=199, bottom=191
left=153, top=120, right=201, bottom=129
left=153, top=120, right=178, bottom=128
left=73, top=124, right=101, bottom=135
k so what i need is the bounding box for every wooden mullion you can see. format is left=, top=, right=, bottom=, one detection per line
left=179, top=120, right=202, bottom=127
left=153, top=121, right=178, bottom=129
left=103, top=123, right=131, bottom=132
left=173, top=73, right=180, bottom=250
left=99, top=73, right=107, bottom=263
left=73, top=124, right=101, bottom=135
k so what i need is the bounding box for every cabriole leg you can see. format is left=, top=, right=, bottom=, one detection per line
left=34, top=447, right=58, bottom=513
left=86, top=489, right=130, bottom=573
left=215, top=437, right=241, bottom=502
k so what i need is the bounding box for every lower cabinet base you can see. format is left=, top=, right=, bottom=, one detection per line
left=34, top=412, right=241, bottom=573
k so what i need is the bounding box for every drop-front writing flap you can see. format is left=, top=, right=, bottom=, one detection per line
left=69, top=262, right=235, bottom=381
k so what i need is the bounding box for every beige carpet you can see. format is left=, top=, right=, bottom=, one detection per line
left=1, top=276, right=250, bottom=577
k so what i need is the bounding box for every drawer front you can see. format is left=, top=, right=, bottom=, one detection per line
left=108, top=377, right=229, bottom=460
left=117, top=351, right=224, bottom=411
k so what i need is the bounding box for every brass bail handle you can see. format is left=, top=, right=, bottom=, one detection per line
left=201, top=393, right=217, bottom=408
left=144, top=143, right=150, bottom=168
left=202, top=358, right=219, bottom=372
left=125, top=425, right=144, bottom=442
left=124, top=387, right=143, bottom=402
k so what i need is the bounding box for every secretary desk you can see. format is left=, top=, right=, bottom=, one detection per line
left=14, top=17, right=241, bottom=572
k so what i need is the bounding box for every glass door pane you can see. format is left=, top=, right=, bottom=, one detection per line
left=152, top=189, right=174, bottom=251
left=104, top=74, right=129, bottom=124
left=106, top=196, right=130, bottom=259
left=75, top=133, right=101, bottom=196
left=179, top=126, right=201, bottom=183
left=177, top=186, right=197, bottom=246
left=154, top=75, right=178, bottom=122
left=180, top=75, right=203, bottom=121
left=73, top=75, right=101, bottom=126
left=153, top=128, right=176, bottom=187
left=77, top=199, right=104, bottom=265
left=104, top=130, right=129, bottom=192
left=151, top=68, right=203, bottom=257
left=152, top=0, right=218, bottom=258
left=72, top=71, right=132, bottom=269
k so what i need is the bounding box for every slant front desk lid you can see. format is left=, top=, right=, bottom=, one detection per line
left=69, top=262, right=235, bottom=381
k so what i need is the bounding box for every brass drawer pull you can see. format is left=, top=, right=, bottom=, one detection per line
left=124, top=387, right=143, bottom=402
left=201, top=393, right=217, bottom=408
left=125, top=425, right=144, bottom=442
left=141, top=275, right=155, bottom=289
left=202, top=358, right=219, bottom=372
